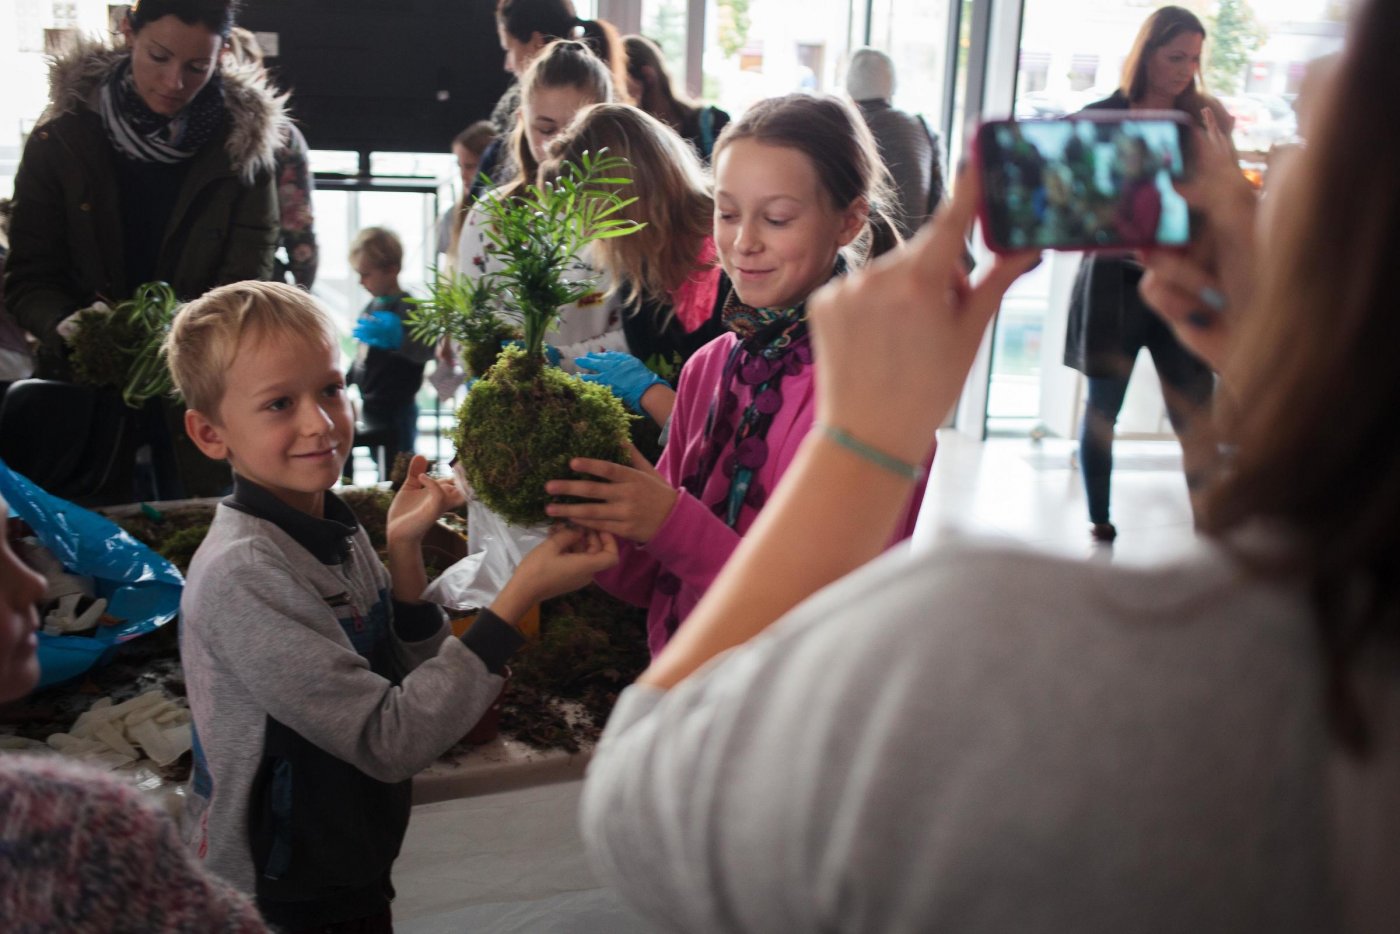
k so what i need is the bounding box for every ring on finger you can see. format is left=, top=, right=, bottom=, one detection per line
left=1198, top=285, right=1227, bottom=312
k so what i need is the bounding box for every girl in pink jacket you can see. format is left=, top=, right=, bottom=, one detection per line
left=547, top=94, right=929, bottom=656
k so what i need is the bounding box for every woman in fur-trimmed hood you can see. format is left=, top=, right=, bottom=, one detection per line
left=4, top=0, right=289, bottom=380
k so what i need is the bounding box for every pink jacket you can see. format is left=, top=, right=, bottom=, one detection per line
left=595, top=331, right=930, bottom=656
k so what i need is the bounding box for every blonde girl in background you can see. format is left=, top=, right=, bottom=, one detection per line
left=539, top=102, right=728, bottom=428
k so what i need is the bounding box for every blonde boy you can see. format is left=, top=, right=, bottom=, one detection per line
left=167, top=281, right=615, bottom=931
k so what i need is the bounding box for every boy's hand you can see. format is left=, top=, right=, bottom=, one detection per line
left=55, top=300, right=113, bottom=340
left=386, top=455, right=465, bottom=549
left=354, top=311, right=404, bottom=350
left=491, top=525, right=619, bottom=624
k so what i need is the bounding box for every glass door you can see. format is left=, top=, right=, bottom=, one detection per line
left=635, top=0, right=961, bottom=121
left=867, top=0, right=957, bottom=137
left=981, top=0, right=1344, bottom=440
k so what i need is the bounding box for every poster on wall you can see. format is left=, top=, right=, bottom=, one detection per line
left=108, top=4, right=130, bottom=35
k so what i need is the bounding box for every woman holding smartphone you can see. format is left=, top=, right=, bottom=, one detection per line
left=1063, top=5, right=1234, bottom=543
left=581, top=0, right=1400, bottom=927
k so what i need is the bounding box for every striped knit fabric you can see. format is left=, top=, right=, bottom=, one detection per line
left=0, top=754, right=268, bottom=933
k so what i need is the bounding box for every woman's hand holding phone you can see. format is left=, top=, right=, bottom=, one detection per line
left=809, top=168, right=1040, bottom=463
left=1138, top=120, right=1259, bottom=373
left=975, top=112, right=1194, bottom=253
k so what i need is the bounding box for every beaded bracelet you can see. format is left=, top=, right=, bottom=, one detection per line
left=818, top=424, right=927, bottom=482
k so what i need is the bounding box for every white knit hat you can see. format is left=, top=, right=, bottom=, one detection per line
left=845, top=47, right=895, bottom=102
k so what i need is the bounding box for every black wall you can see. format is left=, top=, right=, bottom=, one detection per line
left=238, top=0, right=512, bottom=156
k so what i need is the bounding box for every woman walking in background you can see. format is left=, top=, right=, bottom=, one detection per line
left=1063, top=5, right=1233, bottom=542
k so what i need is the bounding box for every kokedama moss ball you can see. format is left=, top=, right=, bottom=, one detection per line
left=69, top=308, right=141, bottom=389
left=454, top=345, right=633, bottom=526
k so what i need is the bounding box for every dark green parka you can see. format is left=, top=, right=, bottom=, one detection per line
left=5, top=39, right=287, bottom=377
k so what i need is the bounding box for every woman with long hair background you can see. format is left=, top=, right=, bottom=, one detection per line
left=1062, top=5, right=1233, bottom=543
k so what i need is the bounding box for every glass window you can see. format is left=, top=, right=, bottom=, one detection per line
left=311, top=188, right=439, bottom=331
left=984, top=0, right=1346, bottom=438
left=868, top=0, right=956, bottom=134
left=370, top=151, right=456, bottom=179
left=701, top=0, right=856, bottom=116
left=309, top=150, right=361, bottom=176
left=1068, top=53, right=1099, bottom=91
left=641, top=0, right=690, bottom=79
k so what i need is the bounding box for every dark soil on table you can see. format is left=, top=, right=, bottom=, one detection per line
left=496, top=587, right=648, bottom=754
left=2, top=492, right=648, bottom=766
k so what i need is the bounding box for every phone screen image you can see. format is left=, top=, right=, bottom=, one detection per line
left=977, top=115, right=1191, bottom=252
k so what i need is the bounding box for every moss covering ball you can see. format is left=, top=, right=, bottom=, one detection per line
left=454, top=345, right=634, bottom=526
left=464, top=324, right=519, bottom=379
left=69, top=308, right=141, bottom=389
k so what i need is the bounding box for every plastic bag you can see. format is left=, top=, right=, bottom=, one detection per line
left=422, top=497, right=548, bottom=610
left=0, top=458, right=183, bottom=691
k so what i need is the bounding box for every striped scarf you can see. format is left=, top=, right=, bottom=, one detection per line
left=98, top=57, right=225, bottom=165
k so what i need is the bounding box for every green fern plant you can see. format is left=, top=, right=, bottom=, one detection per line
left=68, top=281, right=181, bottom=408
left=407, top=150, right=645, bottom=525
left=408, top=267, right=520, bottom=377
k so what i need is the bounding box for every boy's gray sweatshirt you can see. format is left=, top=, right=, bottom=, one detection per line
left=180, top=478, right=520, bottom=929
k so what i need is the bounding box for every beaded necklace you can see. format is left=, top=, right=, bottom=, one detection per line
left=657, top=260, right=845, bottom=641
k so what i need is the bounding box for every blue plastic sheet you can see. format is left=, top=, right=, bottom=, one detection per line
left=0, top=458, right=183, bottom=691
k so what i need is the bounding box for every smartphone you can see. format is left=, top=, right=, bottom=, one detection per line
left=975, top=112, right=1193, bottom=253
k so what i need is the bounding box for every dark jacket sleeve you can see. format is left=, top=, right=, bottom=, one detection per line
left=4, top=126, right=87, bottom=354
left=926, top=120, right=947, bottom=218
left=213, top=169, right=279, bottom=287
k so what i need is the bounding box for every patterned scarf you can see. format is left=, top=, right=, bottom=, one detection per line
left=98, top=57, right=225, bottom=165
left=656, top=262, right=846, bottom=641
left=681, top=256, right=849, bottom=528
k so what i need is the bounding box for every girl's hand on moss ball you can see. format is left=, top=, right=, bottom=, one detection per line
left=543, top=447, right=678, bottom=543
left=386, top=455, right=466, bottom=548
left=500, top=525, right=620, bottom=616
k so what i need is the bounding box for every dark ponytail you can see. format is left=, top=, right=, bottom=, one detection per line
left=497, top=0, right=577, bottom=43
left=575, top=17, right=630, bottom=102
left=497, top=0, right=630, bottom=103
left=865, top=209, right=902, bottom=260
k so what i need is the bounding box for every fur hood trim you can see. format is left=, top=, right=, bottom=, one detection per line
left=42, top=36, right=290, bottom=184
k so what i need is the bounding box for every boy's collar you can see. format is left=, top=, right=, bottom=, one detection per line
left=224, top=475, right=359, bottom=565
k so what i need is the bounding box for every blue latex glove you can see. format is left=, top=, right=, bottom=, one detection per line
left=353, top=311, right=404, bottom=350
left=504, top=340, right=562, bottom=366
left=575, top=351, right=668, bottom=413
